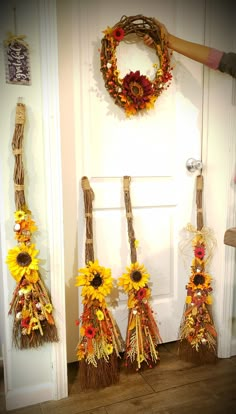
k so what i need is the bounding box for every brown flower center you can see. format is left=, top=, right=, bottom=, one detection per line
left=16, top=252, right=32, bottom=267
left=131, top=270, right=142, bottom=282
left=90, top=273, right=103, bottom=288
left=193, top=274, right=205, bottom=286
left=129, top=81, right=144, bottom=97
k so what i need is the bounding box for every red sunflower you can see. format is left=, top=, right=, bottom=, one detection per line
left=122, top=71, right=153, bottom=108
left=194, top=245, right=205, bottom=259
left=85, top=325, right=96, bottom=339
left=112, top=27, right=125, bottom=42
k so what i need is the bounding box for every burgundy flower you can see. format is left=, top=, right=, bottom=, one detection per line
left=122, top=71, right=153, bottom=107
left=136, top=288, right=147, bottom=301
left=112, top=27, right=125, bottom=41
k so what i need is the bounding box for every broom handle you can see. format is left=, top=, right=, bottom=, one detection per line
left=81, top=176, right=95, bottom=264
left=196, top=174, right=204, bottom=231
left=123, top=176, right=137, bottom=263
left=12, top=102, right=26, bottom=210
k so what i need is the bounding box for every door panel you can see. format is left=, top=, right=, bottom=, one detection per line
left=72, top=0, right=205, bottom=357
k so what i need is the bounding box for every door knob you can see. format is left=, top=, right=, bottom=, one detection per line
left=186, top=158, right=203, bottom=173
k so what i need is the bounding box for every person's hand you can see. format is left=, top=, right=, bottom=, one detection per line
left=144, top=19, right=170, bottom=47
left=143, top=34, right=154, bottom=47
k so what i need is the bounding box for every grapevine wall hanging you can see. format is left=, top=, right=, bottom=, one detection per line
left=75, top=176, right=124, bottom=389
left=100, top=14, right=173, bottom=117
left=178, top=174, right=218, bottom=364
left=118, top=176, right=162, bottom=371
left=6, top=101, right=58, bottom=349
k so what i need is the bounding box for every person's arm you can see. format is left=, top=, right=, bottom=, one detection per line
left=168, top=34, right=211, bottom=65
left=168, top=34, right=225, bottom=69
left=144, top=19, right=224, bottom=71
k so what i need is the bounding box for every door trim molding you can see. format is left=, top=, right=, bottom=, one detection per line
left=203, top=0, right=236, bottom=358
left=39, top=0, right=68, bottom=399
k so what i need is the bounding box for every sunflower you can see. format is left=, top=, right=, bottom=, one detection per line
left=118, top=262, right=149, bottom=293
left=14, top=210, right=26, bottom=222
left=76, top=260, right=113, bottom=303
left=122, top=71, right=154, bottom=110
left=188, top=271, right=212, bottom=291
left=6, top=243, right=39, bottom=282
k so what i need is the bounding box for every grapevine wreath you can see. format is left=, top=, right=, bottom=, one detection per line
left=100, top=15, right=173, bottom=116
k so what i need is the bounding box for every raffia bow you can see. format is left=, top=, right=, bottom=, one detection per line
left=4, top=32, right=29, bottom=48
left=179, top=222, right=217, bottom=269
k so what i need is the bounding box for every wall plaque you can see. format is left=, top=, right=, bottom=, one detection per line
left=4, top=34, right=31, bottom=85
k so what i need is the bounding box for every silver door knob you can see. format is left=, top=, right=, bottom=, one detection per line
left=186, top=158, right=203, bottom=172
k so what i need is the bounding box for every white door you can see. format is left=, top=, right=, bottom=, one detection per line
left=73, top=0, right=204, bottom=347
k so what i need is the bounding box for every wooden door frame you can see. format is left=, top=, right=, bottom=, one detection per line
left=39, top=0, right=68, bottom=400
left=202, top=0, right=236, bottom=358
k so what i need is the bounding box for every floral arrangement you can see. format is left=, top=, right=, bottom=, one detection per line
left=6, top=208, right=58, bottom=348
left=119, top=176, right=162, bottom=370
left=76, top=177, right=123, bottom=389
left=100, top=14, right=173, bottom=116
left=178, top=175, right=217, bottom=363
left=119, top=262, right=161, bottom=370
left=6, top=101, right=58, bottom=349
left=76, top=260, right=123, bottom=368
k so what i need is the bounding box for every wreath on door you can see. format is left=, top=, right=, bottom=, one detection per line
left=100, top=15, right=173, bottom=116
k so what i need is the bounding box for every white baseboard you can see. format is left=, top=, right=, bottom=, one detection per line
left=5, top=382, right=55, bottom=411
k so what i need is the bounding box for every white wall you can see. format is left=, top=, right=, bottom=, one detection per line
left=0, top=0, right=63, bottom=410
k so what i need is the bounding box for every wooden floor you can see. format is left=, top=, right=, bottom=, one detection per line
left=1, top=341, right=236, bottom=413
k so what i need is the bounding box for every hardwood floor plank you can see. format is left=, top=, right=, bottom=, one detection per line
left=104, top=378, right=234, bottom=414
left=5, top=405, right=43, bottom=414
left=41, top=371, right=153, bottom=414
left=141, top=353, right=236, bottom=392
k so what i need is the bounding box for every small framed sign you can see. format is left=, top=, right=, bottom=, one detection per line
left=4, top=35, right=31, bottom=85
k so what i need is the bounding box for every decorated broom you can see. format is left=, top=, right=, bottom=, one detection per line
left=75, top=176, right=123, bottom=390
left=6, top=101, right=58, bottom=349
left=178, top=174, right=217, bottom=363
left=118, top=176, right=162, bottom=371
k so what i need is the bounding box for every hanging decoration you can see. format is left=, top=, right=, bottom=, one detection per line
left=4, top=32, right=31, bottom=85
left=178, top=174, right=218, bottom=364
left=6, top=101, right=58, bottom=349
left=100, top=14, right=172, bottom=116
left=118, top=176, right=162, bottom=371
left=75, top=176, right=124, bottom=390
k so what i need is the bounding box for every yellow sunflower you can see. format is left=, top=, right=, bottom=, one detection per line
left=106, top=343, right=113, bottom=355
left=96, top=309, right=104, bottom=320
left=76, top=260, right=112, bottom=303
left=14, top=210, right=26, bottom=222
left=118, top=262, right=150, bottom=293
left=188, top=271, right=212, bottom=291
left=6, top=243, right=39, bottom=282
